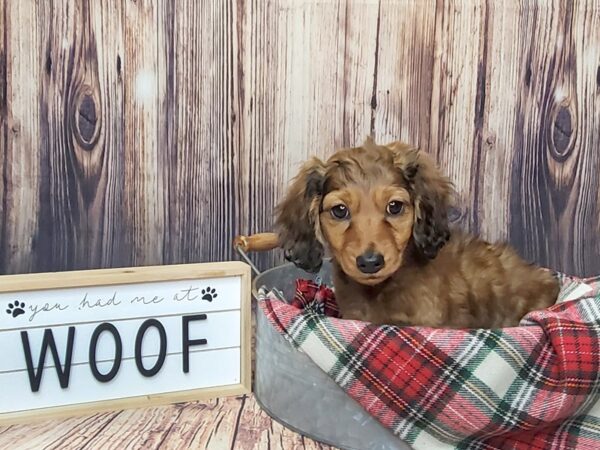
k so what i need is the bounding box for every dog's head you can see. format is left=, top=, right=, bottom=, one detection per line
left=275, top=138, right=454, bottom=285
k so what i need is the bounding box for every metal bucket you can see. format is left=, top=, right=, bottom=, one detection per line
left=248, top=258, right=412, bottom=450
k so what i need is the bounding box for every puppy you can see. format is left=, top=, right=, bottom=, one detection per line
left=274, top=138, right=560, bottom=329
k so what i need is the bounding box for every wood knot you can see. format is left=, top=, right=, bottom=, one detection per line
left=10, top=122, right=20, bottom=135
left=549, top=103, right=575, bottom=162
left=525, top=65, right=532, bottom=87
left=73, top=88, right=100, bottom=150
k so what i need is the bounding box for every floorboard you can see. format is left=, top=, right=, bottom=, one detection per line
left=0, top=395, right=338, bottom=450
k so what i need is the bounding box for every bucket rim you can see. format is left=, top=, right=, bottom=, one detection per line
left=250, top=258, right=332, bottom=299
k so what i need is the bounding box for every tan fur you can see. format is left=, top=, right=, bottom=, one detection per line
left=275, top=138, right=560, bottom=329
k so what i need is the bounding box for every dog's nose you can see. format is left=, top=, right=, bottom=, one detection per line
left=356, top=251, right=385, bottom=274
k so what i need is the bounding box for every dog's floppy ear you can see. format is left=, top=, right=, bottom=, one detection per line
left=274, top=157, right=327, bottom=272
left=393, top=147, right=454, bottom=259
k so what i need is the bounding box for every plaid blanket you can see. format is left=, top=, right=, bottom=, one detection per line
left=256, top=273, right=600, bottom=449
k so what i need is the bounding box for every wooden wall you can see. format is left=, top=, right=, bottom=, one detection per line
left=1, top=0, right=599, bottom=277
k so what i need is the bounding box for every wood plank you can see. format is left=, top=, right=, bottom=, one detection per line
left=0, top=0, right=42, bottom=274
left=333, top=0, right=380, bottom=144
left=88, top=1, right=127, bottom=269
left=572, top=0, right=600, bottom=276
left=372, top=0, right=437, bottom=148
left=0, top=395, right=337, bottom=449
left=473, top=0, right=522, bottom=245
left=34, top=0, right=82, bottom=271
left=122, top=0, right=165, bottom=268
left=156, top=396, right=244, bottom=449
left=29, top=0, right=128, bottom=272
left=159, top=0, right=241, bottom=266
left=66, top=402, right=183, bottom=449
left=504, top=0, right=570, bottom=269
left=429, top=0, right=486, bottom=232
left=0, top=0, right=5, bottom=276
left=0, top=411, right=119, bottom=450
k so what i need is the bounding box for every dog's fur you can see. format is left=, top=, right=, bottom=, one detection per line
left=275, top=138, right=560, bottom=329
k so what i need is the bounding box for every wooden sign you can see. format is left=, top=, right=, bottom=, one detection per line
left=0, top=261, right=251, bottom=425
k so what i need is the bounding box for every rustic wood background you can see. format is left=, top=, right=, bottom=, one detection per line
left=1, top=0, right=599, bottom=277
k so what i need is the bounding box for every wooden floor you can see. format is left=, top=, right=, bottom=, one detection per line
left=0, top=394, right=337, bottom=450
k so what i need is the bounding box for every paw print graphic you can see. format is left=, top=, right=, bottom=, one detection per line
left=6, top=301, right=26, bottom=318
left=201, top=287, right=218, bottom=302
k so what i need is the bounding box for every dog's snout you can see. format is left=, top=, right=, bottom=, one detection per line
left=356, top=251, right=385, bottom=274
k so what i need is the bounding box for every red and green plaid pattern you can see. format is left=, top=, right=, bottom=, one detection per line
left=257, top=273, right=600, bottom=449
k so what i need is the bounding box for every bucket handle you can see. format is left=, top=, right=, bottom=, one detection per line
left=233, top=232, right=279, bottom=276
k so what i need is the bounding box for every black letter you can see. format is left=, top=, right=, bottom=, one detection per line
left=21, top=327, right=75, bottom=392
left=182, top=314, right=208, bottom=373
left=135, top=319, right=167, bottom=377
left=89, top=323, right=122, bottom=382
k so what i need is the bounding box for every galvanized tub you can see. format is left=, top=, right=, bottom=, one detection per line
left=247, top=257, right=412, bottom=450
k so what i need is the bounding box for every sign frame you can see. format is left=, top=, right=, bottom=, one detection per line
left=0, top=261, right=252, bottom=425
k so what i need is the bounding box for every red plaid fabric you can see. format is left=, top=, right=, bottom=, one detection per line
left=289, top=278, right=340, bottom=318
left=256, top=272, right=600, bottom=449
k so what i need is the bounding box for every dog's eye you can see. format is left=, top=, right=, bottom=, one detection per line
left=386, top=201, right=404, bottom=216
left=330, top=204, right=350, bottom=220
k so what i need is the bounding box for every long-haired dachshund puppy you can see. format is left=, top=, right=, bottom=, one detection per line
left=274, top=138, right=560, bottom=329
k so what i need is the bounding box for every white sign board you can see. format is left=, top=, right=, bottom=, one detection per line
left=0, top=261, right=251, bottom=424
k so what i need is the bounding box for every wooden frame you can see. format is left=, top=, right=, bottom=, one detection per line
left=0, top=261, right=252, bottom=426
